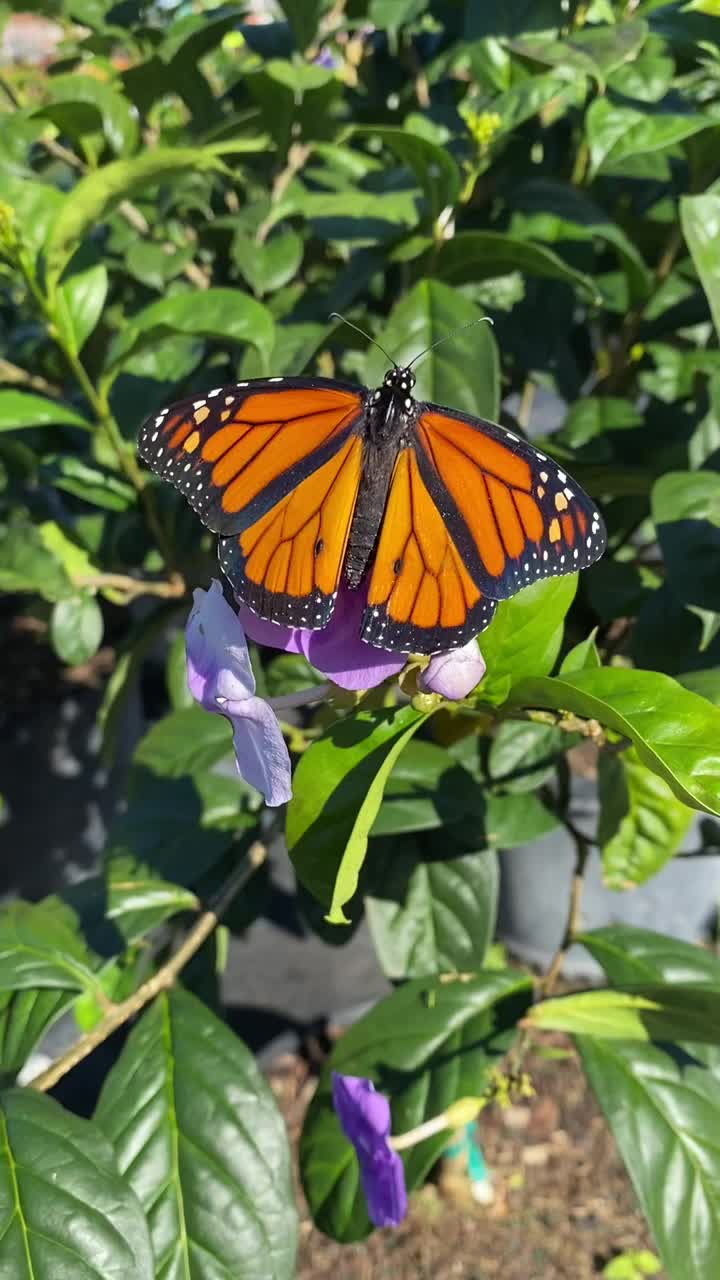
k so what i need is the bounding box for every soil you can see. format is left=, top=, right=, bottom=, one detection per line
left=269, top=1037, right=664, bottom=1280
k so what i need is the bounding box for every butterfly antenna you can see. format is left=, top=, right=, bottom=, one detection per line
left=329, top=312, right=398, bottom=369
left=407, top=316, right=494, bottom=370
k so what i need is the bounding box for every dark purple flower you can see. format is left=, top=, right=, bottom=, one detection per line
left=185, top=581, right=292, bottom=807
left=419, top=638, right=486, bottom=700
left=237, top=583, right=405, bottom=692
left=331, top=1072, right=407, bottom=1228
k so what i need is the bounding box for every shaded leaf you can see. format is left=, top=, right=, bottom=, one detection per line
left=431, top=231, right=599, bottom=302
left=598, top=747, right=694, bottom=889
left=50, top=593, right=104, bottom=667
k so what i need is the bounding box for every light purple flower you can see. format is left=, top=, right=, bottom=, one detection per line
left=185, top=580, right=292, bottom=807
left=419, top=638, right=486, bottom=700
left=331, top=1072, right=407, bottom=1229
left=237, top=584, right=405, bottom=692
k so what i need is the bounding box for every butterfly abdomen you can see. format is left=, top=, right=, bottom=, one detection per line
left=345, top=435, right=400, bottom=588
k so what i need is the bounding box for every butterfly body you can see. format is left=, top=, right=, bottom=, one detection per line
left=139, top=366, right=606, bottom=655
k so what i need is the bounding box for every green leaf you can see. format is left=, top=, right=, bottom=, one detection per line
left=40, top=456, right=135, bottom=511
left=98, top=601, right=184, bottom=762
left=371, top=738, right=486, bottom=836
left=0, top=518, right=71, bottom=601
left=232, top=227, right=303, bottom=296
left=287, top=706, right=431, bottom=923
left=579, top=1038, right=720, bottom=1280
left=652, top=471, right=720, bottom=612
left=55, top=252, right=109, bottom=356
left=44, top=147, right=225, bottom=289
left=488, top=720, right=567, bottom=792
left=42, top=73, right=139, bottom=156
left=560, top=629, right=601, bottom=674
left=106, top=287, right=275, bottom=376
left=477, top=575, right=578, bottom=704
left=510, top=18, right=648, bottom=86
left=680, top=192, right=720, bottom=339
left=678, top=668, right=720, bottom=705
left=578, top=924, right=720, bottom=988
left=509, top=667, right=720, bottom=815
left=365, top=836, right=498, bottom=978
left=0, top=990, right=75, bottom=1086
left=369, top=0, right=429, bottom=28
left=67, top=854, right=199, bottom=950
left=50, top=593, right=104, bottom=666
left=165, top=630, right=194, bottom=710
left=365, top=280, right=499, bottom=419
left=484, top=790, right=560, bottom=846
left=349, top=126, right=461, bottom=223
left=1, top=174, right=63, bottom=257
left=598, top=747, right=694, bottom=889
left=300, top=969, right=531, bottom=1241
left=133, top=706, right=234, bottom=778
left=0, top=1088, right=154, bottom=1279
left=530, top=985, right=720, bottom=1043
left=95, top=988, right=297, bottom=1280
left=586, top=99, right=714, bottom=176
left=431, top=231, right=600, bottom=303
left=0, top=898, right=99, bottom=993
left=560, top=398, right=643, bottom=447
left=276, top=0, right=330, bottom=49
left=0, top=390, right=91, bottom=432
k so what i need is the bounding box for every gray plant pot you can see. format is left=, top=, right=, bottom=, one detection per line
left=496, top=776, right=720, bottom=977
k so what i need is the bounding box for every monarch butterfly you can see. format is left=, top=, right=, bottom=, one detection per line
left=138, top=338, right=606, bottom=655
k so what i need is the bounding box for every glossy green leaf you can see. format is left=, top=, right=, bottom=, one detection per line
left=476, top=574, right=578, bottom=704
left=652, top=471, right=720, bottom=612
left=42, top=73, right=139, bottom=156
left=561, top=398, right=643, bottom=447
left=300, top=969, right=531, bottom=1241
left=369, top=0, right=429, bottom=28
left=509, top=666, right=720, bottom=815
left=95, top=988, right=297, bottom=1280
left=365, top=280, right=499, bottom=418
left=0, top=1088, right=154, bottom=1279
left=55, top=253, right=108, bottom=356
left=106, top=287, right=275, bottom=375
left=579, top=1038, right=720, bottom=1280
left=680, top=192, right=720, bottom=338
left=586, top=99, right=713, bottom=176
left=1, top=174, right=63, bottom=256
left=560, top=629, right=601, bottom=674
left=578, top=924, right=720, bottom=988
left=276, top=0, right=330, bottom=49
left=530, top=985, right=720, bottom=1043
left=598, top=747, right=694, bottom=889
left=0, top=897, right=99, bottom=993
left=365, top=836, right=498, bottom=978
left=44, top=147, right=225, bottom=289
left=0, top=390, right=91, bottom=432
left=484, top=790, right=560, bottom=846
left=287, top=707, right=430, bottom=922
left=371, top=738, right=486, bottom=836
left=677, top=668, right=720, bottom=705
left=488, top=720, right=567, bottom=793
left=67, top=854, right=199, bottom=950
left=350, top=126, right=461, bottom=222
left=233, top=227, right=303, bottom=296
left=50, top=593, right=104, bottom=666
left=431, top=231, right=599, bottom=302
left=511, top=18, right=647, bottom=85
left=0, top=518, right=71, bottom=601
left=133, top=706, right=234, bottom=778
left=0, top=989, right=75, bottom=1086
left=40, top=456, right=135, bottom=511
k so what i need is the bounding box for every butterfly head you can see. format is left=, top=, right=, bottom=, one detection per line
left=383, top=366, right=416, bottom=398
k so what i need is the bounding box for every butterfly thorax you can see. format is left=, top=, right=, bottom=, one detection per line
left=344, top=367, right=419, bottom=586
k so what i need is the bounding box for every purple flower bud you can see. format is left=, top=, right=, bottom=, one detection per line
left=331, top=1072, right=407, bottom=1228
left=185, top=581, right=292, bottom=806
left=419, top=638, right=486, bottom=701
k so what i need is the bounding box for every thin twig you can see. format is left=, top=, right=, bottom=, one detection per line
left=0, top=358, right=63, bottom=397
left=73, top=571, right=187, bottom=602
left=541, top=822, right=591, bottom=997
left=29, top=842, right=267, bottom=1094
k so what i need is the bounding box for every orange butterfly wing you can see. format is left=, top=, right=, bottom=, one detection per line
left=413, top=407, right=606, bottom=600
left=362, top=448, right=497, bottom=652
left=138, top=378, right=364, bottom=626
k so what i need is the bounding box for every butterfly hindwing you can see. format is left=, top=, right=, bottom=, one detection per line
left=137, top=377, right=363, bottom=537
left=414, top=406, right=607, bottom=599
left=361, top=448, right=497, bottom=652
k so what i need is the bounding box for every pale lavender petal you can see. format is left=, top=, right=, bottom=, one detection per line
left=239, top=585, right=405, bottom=691
left=222, top=694, right=293, bottom=806
left=419, top=639, right=486, bottom=701
left=332, top=1072, right=408, bottom=1228
left=185, top=581, right=292, bottom=807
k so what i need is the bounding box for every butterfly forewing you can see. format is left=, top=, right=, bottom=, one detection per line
left=413, top=406, right=607, bottom=599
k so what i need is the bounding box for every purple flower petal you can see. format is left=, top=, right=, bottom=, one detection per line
left=332, top=1072, right=407, bottom=1228
left=419, top=638, right=486, bottom=701
left=185, top=581, right=292, bottom=806
left=238, top=585, right=405, bottom=692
